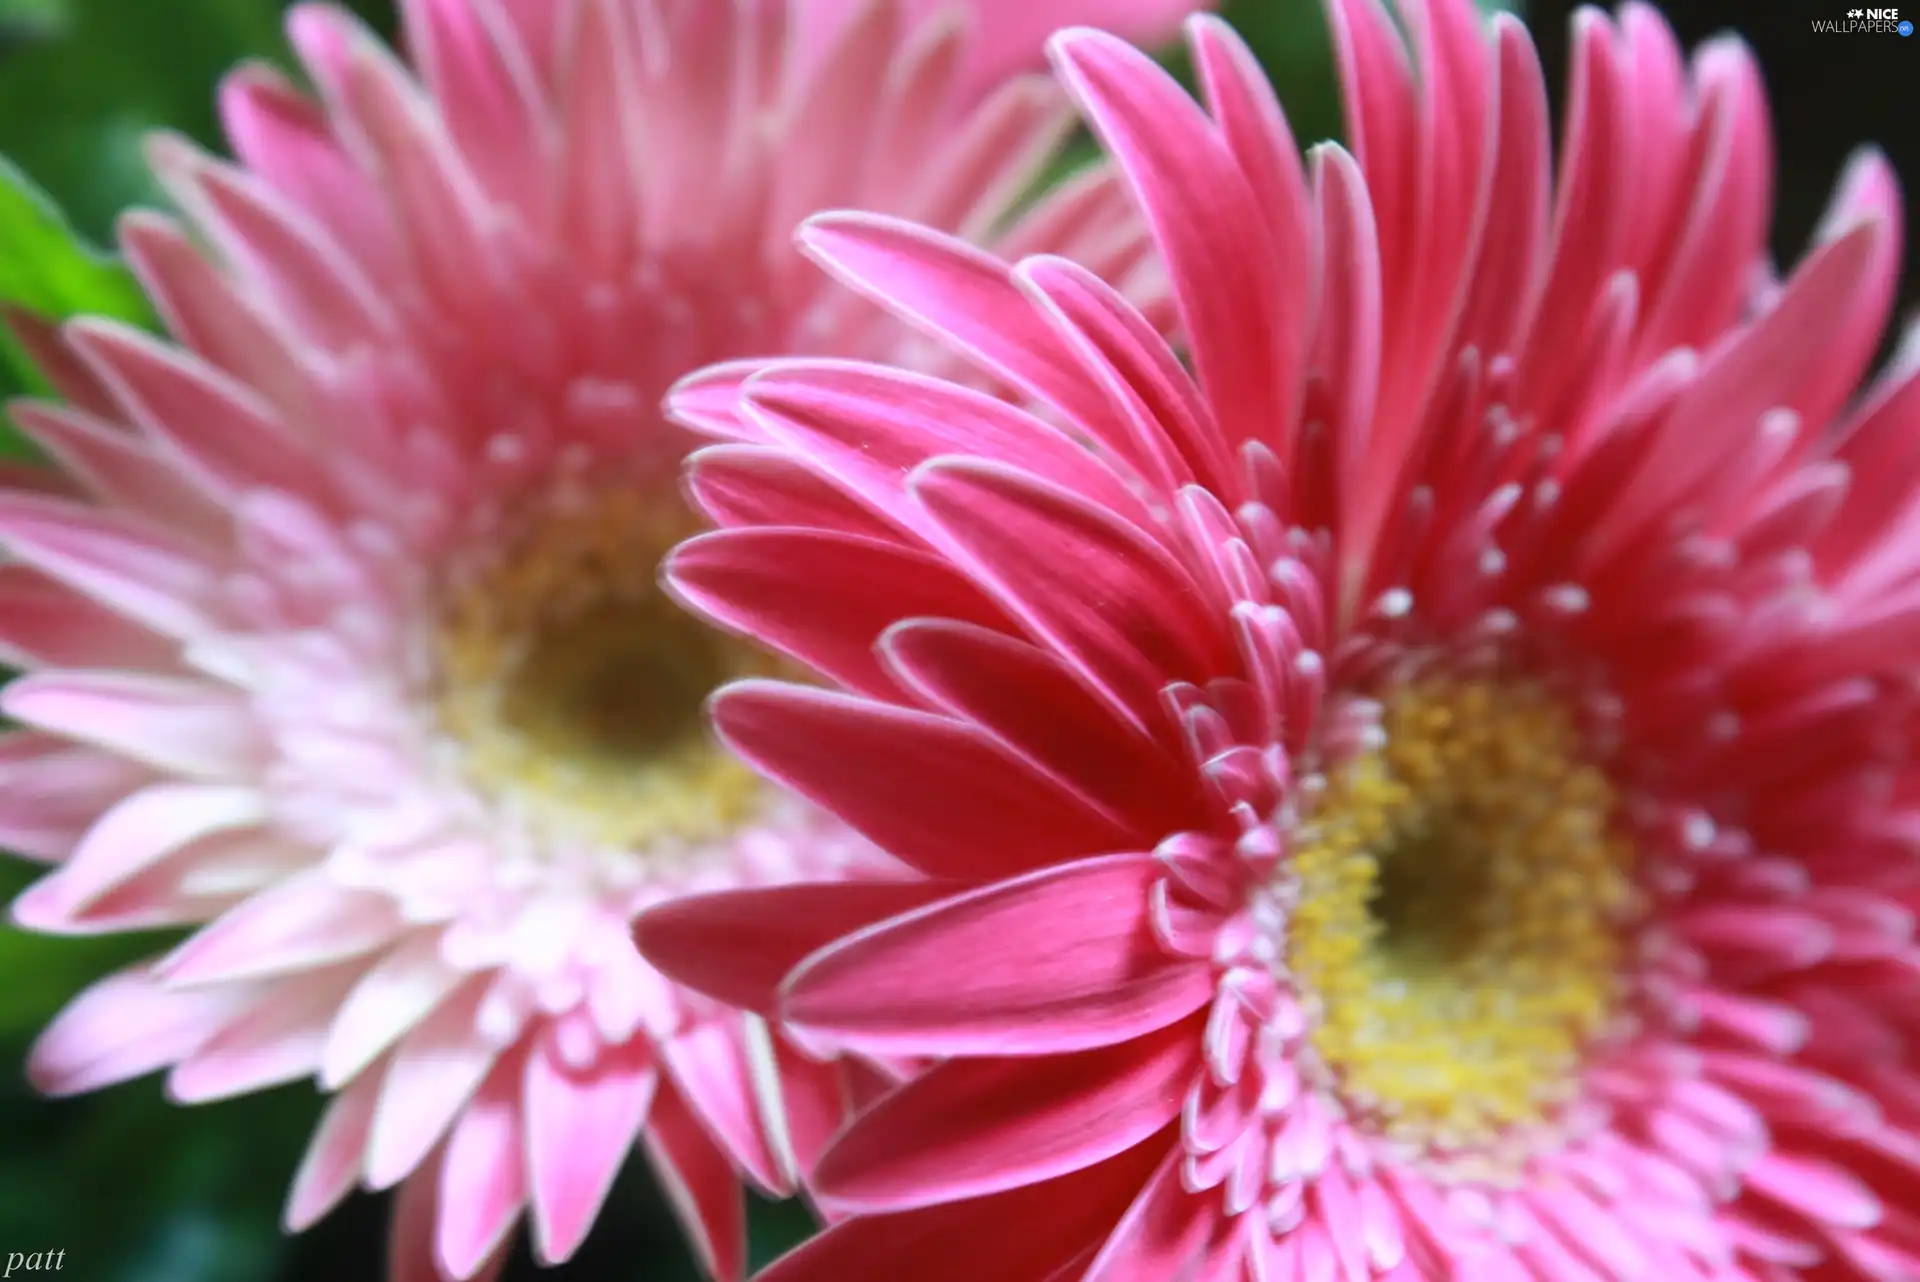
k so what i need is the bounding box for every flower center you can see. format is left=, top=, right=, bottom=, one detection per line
left=430, top=491, right=763, bottom=849
left=1285, top=679, right=1637, bottom=1152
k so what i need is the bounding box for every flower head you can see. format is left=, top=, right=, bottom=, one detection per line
left=641, top=5, right=1920, bottom=1279
left=0, top=0, right=1156, bottom=1278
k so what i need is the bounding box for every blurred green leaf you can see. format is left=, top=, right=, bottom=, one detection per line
left=0, top=154, right=150, bottom=324
left=0, top=157, right=152, bottom=450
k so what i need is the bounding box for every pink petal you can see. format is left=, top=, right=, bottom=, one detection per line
left=16, top=782, right=266, bottom=930
left=555, top=0, right=639, bottom=279
left=116, top=205, right=318, bottom=419
left=161, top=868, right=403, bottom=985
left=1081, top=1144, right=1214, bottom=1282
left=0, top=492, right=217, bottom=639
left=769, top=0, right=896, bottom=247
left=643, top=1079, right=747, bottom=1282
left=784, top=853, right=1214, bottom=1056
left=740, top=360, right=1150, bottom=541
left=9, top=402, right=226, bottom=543
left=794, top=214, right=1109, bottom=424
left=3, top=671, right=262, bottom=778
left=814, top=1016, right=1202, bottom=1212
left=757, top=1034, right=850, bottom=1186
left=757, top=1138, right=1165, bottom=1282
left=437, top=1047, right=529, bottom=1280
left=2, top=306, right=120, bottom=417
left=1049, top=27, right=1293, bottom=471
left=364, top=979, right=496, bottom=1189
left=67, top=319, right=321, bottom=502
left=1742, top=1149, right=1882, bottom=1231
left=634, top=879, right=958, bottom=1016
left=388, top=1158, right=509, bottom=1282
left=908, top=456, right=1231, bottom=731
left=322, top=931, right=469, bottom=1088
left=879, top=618, right=1205, bottom=840
left=28, top=964, right=241, bottom=1096
left=175, top=157, right=394, bottom=350
left=662, top=1019, right=786, bottom=1196
left=667, top=527, right=1007, bottom=700
left=711, top=680, right=1134, bottom=881
left=524, top=1028, right=656, bottom=1265
left=1012, top=253, right=1228, bottom=500
left=216, top=61, right=400, bottom=279
left=286, top=1067, right=382, bottom=1230
left=682, top=444, right=900, bottom=541
left=398, top=0, right=547, bottom=206
left=0, top=732, right=151, bottom=862
left=168, top=963, right=360, bottom=1102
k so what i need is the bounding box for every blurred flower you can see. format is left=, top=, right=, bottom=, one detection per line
left=0, top=0, right=1157, bottom=1279
left=641, top=5, right=1920, bottom=1280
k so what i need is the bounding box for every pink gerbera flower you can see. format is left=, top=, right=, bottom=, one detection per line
left=0, top=1, right=1159, bottom=1279
left=640, top=5, right=1920, bottom=1280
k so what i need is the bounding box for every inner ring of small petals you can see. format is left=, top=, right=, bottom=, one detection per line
left=1284, top=679, right=1639, bottom=1153
left=430, top=490, right=764, bottom=849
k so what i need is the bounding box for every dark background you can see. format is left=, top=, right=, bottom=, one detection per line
left=0, top=1, right=1910, bottom=1279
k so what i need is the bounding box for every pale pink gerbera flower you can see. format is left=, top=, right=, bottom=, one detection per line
left=0, top=1, right=1159, bottom=1279
left=640, top=5, right=1920, bottom=1280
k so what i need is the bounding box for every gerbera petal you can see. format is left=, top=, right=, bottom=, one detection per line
left=524, top=1028, right=655, bottom=1265
left=878, top=618, right=1207, bottom=837
left=436, top=1047, right=527, bottom=1280
left=160, top=868, right=405, bottom=985
left=667, top=527, right=1007, bottom=699
left=66, top=319, right=322, bottom=502
left=364, top=979, right=495, bottom=1190
left=784, top=854, right=1215, bottom=1056
left=3, top=671, right=262, bottom=778
left=662, top=1018, right=787, bottom=1196
left=908, top=456, right=1233, bottom=730
left=0, top=732, right=152, bottom=863
left=711, top=680, right=1136, bottom=880
left=1049, top=26, right=1294, bottom=473
left=643, top=1079, right=747, bottom=1282
left=168, top=963, right=360, bottom=1102
left=27, top=964, right=241, bottom=1096
left=757, top=1138, right=1167, bottom=1282
left=321, top=931, right=469, bottom=1088
left=740, top=360, right=1152, bottom=539
left=634, top=879, right=958, bottom=1016
left=682, top=444, right=900, bottom=541
left=388, top=1158, right=508, bottom=1282
left=15, top=782, right=266, bottom=930
left=794, top=214, right=1108, bottom=423
left=9, top=402, right=227, bottom=543
left=814, top=1015, right=1203, bottom=1212
left=0, top=493, right=217, bottom=639
left=285, top=1066, right=382, bottom=1231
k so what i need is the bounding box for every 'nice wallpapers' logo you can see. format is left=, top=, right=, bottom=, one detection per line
left=1819, top=7, right=1914, bottom=32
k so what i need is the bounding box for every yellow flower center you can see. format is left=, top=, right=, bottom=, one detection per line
left=1286, top=679, right=1637, bottom=1152
left=431, top=491, right=764, bottom=849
